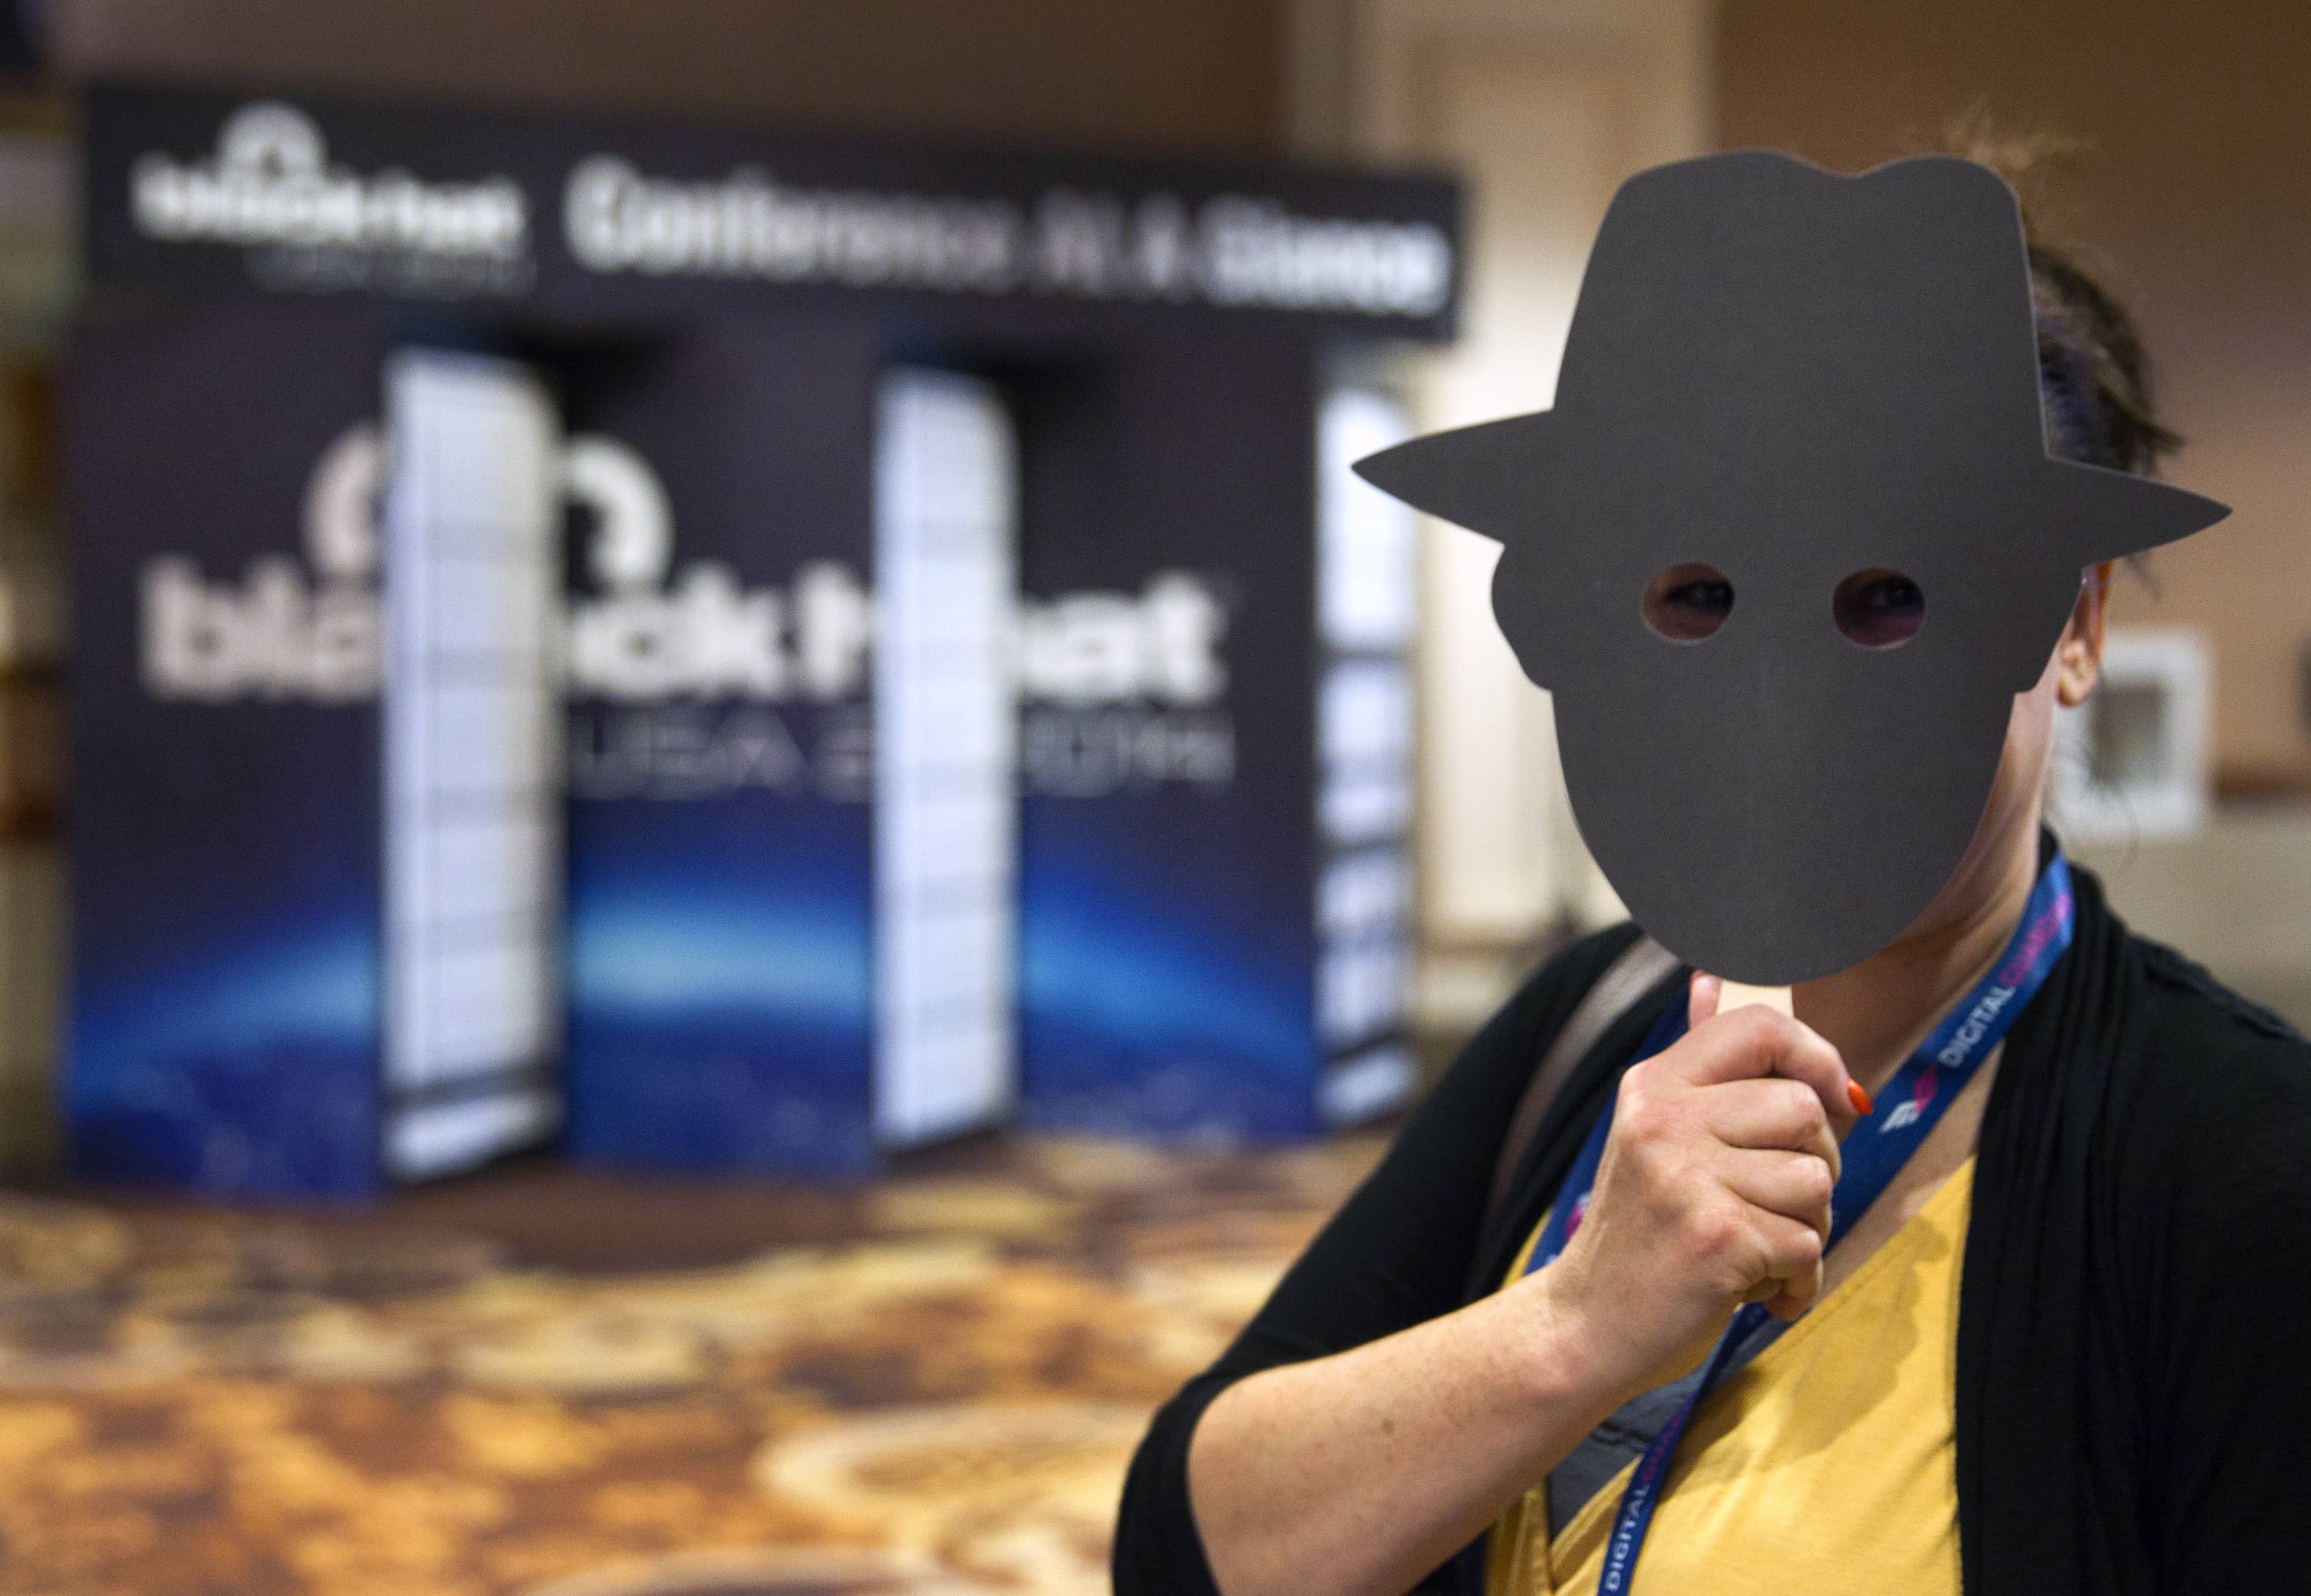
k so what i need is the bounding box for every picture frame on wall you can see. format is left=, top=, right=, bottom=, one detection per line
left=2052, top=625, right=2213, bottom=843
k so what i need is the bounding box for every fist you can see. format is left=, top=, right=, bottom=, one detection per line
left=1530, top=974, right=1863, bottom=1403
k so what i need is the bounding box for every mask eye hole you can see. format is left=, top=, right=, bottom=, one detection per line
left=1833, top=569, right=1927, bottom=649
left=1641, top=563, right=1734, bottom=642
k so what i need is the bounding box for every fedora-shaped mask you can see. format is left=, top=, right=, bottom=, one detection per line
left=1356, top=153, right=2227, bottom=983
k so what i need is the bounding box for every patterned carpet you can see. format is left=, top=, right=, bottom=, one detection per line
left=0, top=1135, right=1383, bottom=1595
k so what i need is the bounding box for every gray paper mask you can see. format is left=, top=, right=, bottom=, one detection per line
left=1356, top=152, right=2228, bottom=983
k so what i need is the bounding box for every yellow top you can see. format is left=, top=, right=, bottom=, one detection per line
left=1486, top=1158, right=1974, bottom=1596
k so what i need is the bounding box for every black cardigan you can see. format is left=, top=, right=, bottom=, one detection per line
left=1115, top=860, right=2311, bottom=1595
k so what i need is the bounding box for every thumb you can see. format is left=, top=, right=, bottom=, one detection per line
left=1687, top=970, right=1723, bottom=1028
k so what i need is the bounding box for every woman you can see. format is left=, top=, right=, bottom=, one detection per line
left=1113, top=167, right=2311, bottom=1595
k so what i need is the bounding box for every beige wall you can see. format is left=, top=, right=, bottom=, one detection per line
left=45, top=0, right=1288, bottom=155
left=1717, top=0, right=2311, bottom=792
left=1290, top=0, right=1713, bottom=1028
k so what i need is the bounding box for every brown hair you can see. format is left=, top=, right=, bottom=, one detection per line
left=1940, top=119, right=2181, bottom=478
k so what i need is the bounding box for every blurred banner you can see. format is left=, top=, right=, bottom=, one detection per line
left=65, top=82, right=1459, bottom=1193
left=67, top=301, right=394, bottom=1195
left=557, top=319, right=885, bottom=1176
left=85, top=82, right=1460, bottom=339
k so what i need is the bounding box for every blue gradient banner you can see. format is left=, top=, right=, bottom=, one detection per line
left=559, top=318, right=883, bottom=1175
left=66, top=302, right=390, bottom=1197
left=1014, top=341, right=1325, bottom=1140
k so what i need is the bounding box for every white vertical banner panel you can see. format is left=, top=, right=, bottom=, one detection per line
left=873, top=368, right=1019, bottom=1147
left=1314, top=386, right=1417, bottom=1125
left=381, top=349, right=563, bottom=1179
left=1317, top=387, right=1418, bottom=654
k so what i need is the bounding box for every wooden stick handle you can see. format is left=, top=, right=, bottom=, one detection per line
left=1715, top=980, right=1794, bottom=1016
left=1717, top=978, right=1800, bottom=1307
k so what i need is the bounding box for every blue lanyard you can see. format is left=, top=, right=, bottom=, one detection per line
left=1521, top=852, right=2075, bottom=1592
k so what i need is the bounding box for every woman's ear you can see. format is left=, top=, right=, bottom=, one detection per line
left=2054, top=561, right=2114, bottom=709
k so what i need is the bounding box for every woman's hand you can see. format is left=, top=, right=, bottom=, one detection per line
left=1177, top=972, right=1865, bottom=1596
left=1528, top=973, right=1863, bottom=1404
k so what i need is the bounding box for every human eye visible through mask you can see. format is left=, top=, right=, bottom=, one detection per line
left=1641, top=562, right=1735, bottom=642
left=1833, top=568, right=1926, bottom=648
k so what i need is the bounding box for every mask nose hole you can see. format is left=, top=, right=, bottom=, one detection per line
left=1833, top=569, right=1926, bottom=649
left=1641, top=563, right=1733, bottom=642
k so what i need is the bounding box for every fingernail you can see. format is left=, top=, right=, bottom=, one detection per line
left=1847, top=1079, right=1875, bottom=1117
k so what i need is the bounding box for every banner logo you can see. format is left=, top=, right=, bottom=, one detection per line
left=131, top=101, right=531, bottom=294
left=142, top=423, right=1236, bottom=792
left=141, top=424, right=386, bottom=703
left=1016, top=575, right=1235, bottom=795
left=561, top=436, right=870, bottom=705
left=142, top=425, right=875, bottom=711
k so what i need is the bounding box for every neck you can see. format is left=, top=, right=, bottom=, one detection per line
left=1793, top=811, right=2044, bottom=1094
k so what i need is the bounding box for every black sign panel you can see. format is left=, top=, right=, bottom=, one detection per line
left=85, top=82, right=1462, bottom=341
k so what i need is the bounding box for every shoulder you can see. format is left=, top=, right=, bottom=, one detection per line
left=2117, top=935, right=2311, bottom=1212
left=2128, top=936, right=2309, bottom=1097
left=2108, top=940, right=2311, bottom=1474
